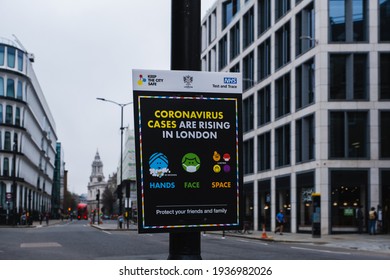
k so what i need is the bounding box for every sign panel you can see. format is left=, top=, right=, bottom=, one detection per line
left=132, top=70, right=243, bottom=233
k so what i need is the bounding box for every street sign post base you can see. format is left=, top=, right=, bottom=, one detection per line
left=168, top=232, right=202, bottom=260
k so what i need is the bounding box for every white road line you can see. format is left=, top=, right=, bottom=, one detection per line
left=102, top=231, right=112, bottom=235
left=290, top=246, right=351, bottom=255
left=20, top=242, right=62, bottom=248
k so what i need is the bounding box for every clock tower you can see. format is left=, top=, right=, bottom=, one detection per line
left=87, top=151, right=107, bottom=215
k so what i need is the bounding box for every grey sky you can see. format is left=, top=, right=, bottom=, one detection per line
left=1, top=0, right=216, bottom=195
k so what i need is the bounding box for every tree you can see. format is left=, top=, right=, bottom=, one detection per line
left=102, top=187, right=116, bottom=215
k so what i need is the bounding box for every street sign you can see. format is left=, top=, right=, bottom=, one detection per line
left=6, top=192, right=12, bottom=202
left=132, top=69, right=243, bottom=233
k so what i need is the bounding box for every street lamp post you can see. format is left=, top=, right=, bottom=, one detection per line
left=96, top=98, right=132, bottom=216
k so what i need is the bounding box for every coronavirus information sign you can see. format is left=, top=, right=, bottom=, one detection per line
left=132, top=69, right=243, bottom=233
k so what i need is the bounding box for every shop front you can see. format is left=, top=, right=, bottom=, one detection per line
left=330, top=169, right=368, bottom=233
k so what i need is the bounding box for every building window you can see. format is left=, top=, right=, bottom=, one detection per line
left=243, top=7, right=254, bottom=49
left=0, top=182, right=5, bottom=207
left=330, top=170, right=368, bottom=232
left=0, top=45, right=4, bottom=66
left=257, top=131, right=271, bottom=171
left=296, top=58, right=315, bottom=110
left=257, top=85, right=271, bottom=126
left=275, top=0, right=291, bottom=21
left=275, top=72, right=290, bottom=119
left=230, top=62, right=240, bottom=73
left=275, top=176, right=291, bottom=232
left=17, top=50, right=23, bottom=71
left=5, top=105, right=13, bottom=125
left=0, top=77, right=4, bottom=96
left=3, top=158, right=9, bottom=177
left=243, top=182, right=254, bottom=221
left=257, top=37, right=271, bottom=82
left=17, top=81, right=23, bottom=100
left=275, top=124, right=291, bottom=167
left=4, top=132, right=11, bottom=151
left=275, top=22, right=291, bottom=69
left=296, top=2, right=315, bottom=56
left=329, top=0, right=368, bottom=42
left=243, top=51, right=254, bottom=90
left=209, top=9, right=217, bottom=44
left=258, top=0, right=271, bottom=35
left=223, top=0, right=240, bottom=29
left=7, top=47, right=16, bottom=68
left=6, top=79, right=15, bottom=98
left=297, top=171, right=315, bottom=232
left=380, top=111, right=390, bottom=158
left=380, top=0, right=390, bottom=41
left=329, top=53, right=368, bottom=100
left=296, top=114, right=315, bottom=163
left=380, top=53, right=390, bottom=100
left=15, top=107, right=21, bottom=127
left=230, top=22, right=240, bottom=60
left=258, top=179, right=271, bottom=231
left=202, top=23, right=207, bottom=51
left=243, top=95, right=254, bottom=132
left=329, top=111, right=368, bottom=158
left=218, top=35, right=228, bottom=70
left=243, top=138, right=254, bottom=174
left=14, top=133, right=18, bottom=152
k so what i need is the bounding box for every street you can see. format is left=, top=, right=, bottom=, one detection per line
left=0, top=220, right=389, bottom=260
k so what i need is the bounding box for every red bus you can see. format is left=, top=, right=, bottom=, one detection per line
left=77, top=203, right=88, bottom=220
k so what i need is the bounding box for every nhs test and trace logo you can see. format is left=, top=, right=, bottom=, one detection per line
left=224, top=77, right=238, bottom=84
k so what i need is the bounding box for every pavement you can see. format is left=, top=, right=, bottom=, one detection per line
left=4, top=219, right=389, bottom=255
left=90, top=221, right=390, bottom=255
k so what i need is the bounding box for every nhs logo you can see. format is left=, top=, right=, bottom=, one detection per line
left=224, top=77, right=237, bottom=84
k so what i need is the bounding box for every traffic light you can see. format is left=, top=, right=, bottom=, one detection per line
left=96, top=189, right=100, bottom=201
left=117, top=185, right=123, bottom=199
left=123, top=180, right=131, bottom=198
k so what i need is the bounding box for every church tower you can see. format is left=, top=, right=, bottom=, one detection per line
left=90, top=150, right=105, bottom=183
left=87, top=150, right=107, bottom=214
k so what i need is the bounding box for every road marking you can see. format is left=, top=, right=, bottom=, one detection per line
left=290, top=246, right=351, bottom=255
left=20, top=242, right=62, bottom=248
left=102, top=231, right=112, bottom=235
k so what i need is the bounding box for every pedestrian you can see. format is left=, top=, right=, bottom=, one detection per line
left=368, top=207, right=377, bottom=235
left=274, top=209, right=285, bottom=235
left=356, top=205, right=364, bottom=234
left=377, top=205, right=383, bottom=234
left=118, top=215, right=124, bottom=229
left=45, top=212, right=49, bottom=226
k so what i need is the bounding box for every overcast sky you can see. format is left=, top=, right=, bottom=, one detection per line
left=1, top=0, right=216, bottom=195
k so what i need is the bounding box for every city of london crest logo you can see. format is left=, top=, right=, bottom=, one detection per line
left=183, top=75, right=193, bottom=88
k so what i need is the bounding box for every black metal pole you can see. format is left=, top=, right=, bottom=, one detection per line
left=168, top=0, right=201, bottom=260
left=12, top=139, right=17, bottom=225
left=119, top=105, right=124, bottom=216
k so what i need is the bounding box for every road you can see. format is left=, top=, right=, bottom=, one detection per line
left=0, top=220, right=389, bottom=260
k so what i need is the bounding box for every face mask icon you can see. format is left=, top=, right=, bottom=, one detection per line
left=183, top=163, right=200, bottom=173
left=182, top=153, right=201, bottom=173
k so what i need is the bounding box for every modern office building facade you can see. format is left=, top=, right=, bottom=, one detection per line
left=52, top=142, right=65, bottom=218
left=201, top=0, right=390, bottom=234
left=0, top=37, right=58, bottom=224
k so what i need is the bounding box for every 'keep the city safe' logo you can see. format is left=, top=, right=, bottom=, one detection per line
left=137, top=74, right=164, bottom=86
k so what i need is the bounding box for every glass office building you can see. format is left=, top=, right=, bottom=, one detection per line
left=201, top=0, right=390, bottom=234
